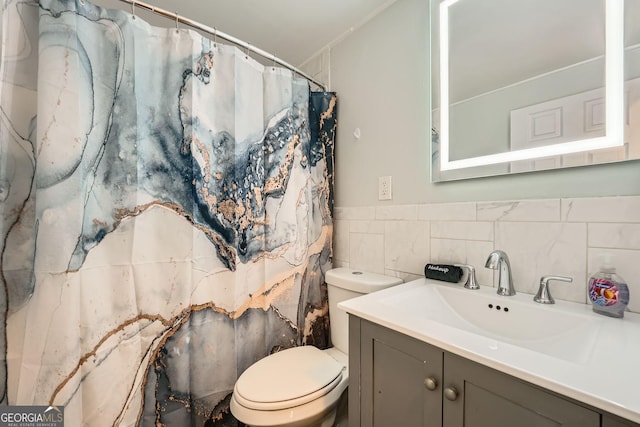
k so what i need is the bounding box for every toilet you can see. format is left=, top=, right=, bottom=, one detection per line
left=230, top=268, right=402, bottom=427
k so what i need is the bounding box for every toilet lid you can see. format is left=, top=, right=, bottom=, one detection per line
left=234, top=346, right=343, bottom=410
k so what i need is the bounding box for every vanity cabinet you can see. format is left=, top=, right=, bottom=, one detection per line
left=603, top=415, right=640, bottom=427
left=443, top=352, right=598, bottom=427
left=357, top=316, right=443, bottom=426
left=349, top=317, right=636, bottom=427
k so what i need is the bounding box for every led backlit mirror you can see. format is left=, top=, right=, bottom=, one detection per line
left=431, top=0, right=639, bottom=182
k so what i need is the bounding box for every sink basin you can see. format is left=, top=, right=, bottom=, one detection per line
left=382, top=281, right=599, bottom=363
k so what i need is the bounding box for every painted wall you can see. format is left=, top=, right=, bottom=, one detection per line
left=298, top=0, right=640, bottom=308
left=326, top=0, right=640, bottom=207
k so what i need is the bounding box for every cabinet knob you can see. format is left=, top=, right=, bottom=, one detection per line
left=424, top=376, right=438, bottom=391
left=444, top=386, right=459, bottom=401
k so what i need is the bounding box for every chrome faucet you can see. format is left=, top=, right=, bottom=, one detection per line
left=455, top=264, right=480, bottom=290
left=534, top=275, right=573, bottom=304
left=485, top=250, right=515, bottom=296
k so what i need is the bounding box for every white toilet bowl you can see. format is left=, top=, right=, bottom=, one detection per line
left=230, top=346, right=348, bottom=427
left=230, top=268, right=402, bottom=427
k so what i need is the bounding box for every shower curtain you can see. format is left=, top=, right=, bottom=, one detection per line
left=0, top=0, right=336, bottom=425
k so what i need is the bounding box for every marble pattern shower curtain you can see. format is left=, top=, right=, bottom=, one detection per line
left=0, top=0, right=336, bottom=425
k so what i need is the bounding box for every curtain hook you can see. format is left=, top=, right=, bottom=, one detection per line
left=175, top=13, right=179, bottom=33
left=245, top=43, right=250, bottom=60
left=131, top=0, right=136, bottom=19
left=272, top=53, right=277, bottom=71
left=213, top=27, right=217, bottom=47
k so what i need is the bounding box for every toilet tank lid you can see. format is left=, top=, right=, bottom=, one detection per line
left=325, top=268, right=402, bottom=293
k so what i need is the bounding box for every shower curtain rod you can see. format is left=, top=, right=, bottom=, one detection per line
left=116, top=0, right=327, bottom=91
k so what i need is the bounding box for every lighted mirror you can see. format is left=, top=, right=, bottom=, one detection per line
left=431, top=0, right=640, bottom=182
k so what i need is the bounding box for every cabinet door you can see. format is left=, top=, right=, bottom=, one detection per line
left=360, top=320, right=443, bottom=427
left=603, top=414, right=640, bottom=427
left=443, top=353, right=599, bottom=427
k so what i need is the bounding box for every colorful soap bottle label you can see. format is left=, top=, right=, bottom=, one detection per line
left=589, top=278, right=620, bottom=307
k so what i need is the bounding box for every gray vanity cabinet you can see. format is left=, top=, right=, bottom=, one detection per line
left=349, top=317, right=617, bottom=427
left=443, top=352, right=599, bottom=427
left=603, top=415, right=640, bottom=427
left=357, top=316, right=443, bottom=426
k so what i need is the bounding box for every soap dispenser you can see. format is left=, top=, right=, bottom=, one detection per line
left=588, top=255, right=630, bottom=318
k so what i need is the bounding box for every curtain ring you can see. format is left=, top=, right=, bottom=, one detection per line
left=131, top=0, right=136, bottom=19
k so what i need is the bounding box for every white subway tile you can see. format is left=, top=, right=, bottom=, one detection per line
left=337, top=196, right=639, bottom=307
left=431, top=221, right=494, bottom=241
left=418, top=202, right=477, bottom=221
left=495, top=222, right=587, bottom=303
left=349, top=233, right=385, bottom=274
left=376, top=204, right=418, bottom=221
left=333, top=220, right=350, bottom=263
left=350, top=220, right=385, bottom=234
left=384, top=221, right=430, bottom=275
left=331, top=259, right=349, bottom=269
left=588, top=223, right=640, bottom=250
left=380, top=269, right=403, bottom=280
left=477, top=199, right=560, bottom=222
left=383, top=269, right=421, bottom=282
left=334, top=206, right=375, bottom=221
left=562, top=196, right=640, bottom=223
left=430, top=238, right=466, bottom=265
left=430, top=239, right=494, bottom=286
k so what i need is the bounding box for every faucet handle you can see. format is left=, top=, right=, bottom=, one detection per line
left=534, top=275, right=573, bottom=304
left=455, top=264, right=480, bottom=290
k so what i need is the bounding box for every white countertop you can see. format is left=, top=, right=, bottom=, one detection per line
left=338, top=278, right=640, bottom=424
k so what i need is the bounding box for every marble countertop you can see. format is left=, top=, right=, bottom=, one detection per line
left=339, top=278, right=640, bottom=424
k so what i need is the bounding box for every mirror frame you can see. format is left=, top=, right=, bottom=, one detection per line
left=437, top=0, right=625, bottom=172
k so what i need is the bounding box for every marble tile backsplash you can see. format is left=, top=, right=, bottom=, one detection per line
left=333, top=196, right=640, bottom=313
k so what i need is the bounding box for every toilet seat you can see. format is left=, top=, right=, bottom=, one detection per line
left=233, top=346, right=344, bottom=411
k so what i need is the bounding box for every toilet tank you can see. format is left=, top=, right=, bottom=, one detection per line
left=325, top=268, right=402, bottom=354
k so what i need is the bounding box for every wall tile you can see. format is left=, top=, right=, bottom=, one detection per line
left=588, top=223, right=640, bottom=250
left=334, top=206, right=375, bottom=221
left=350, top=220, right=385, bottom=234
left=384, top=269, right=421, bottom=283
left=431, top=221, right=494, bottom=241
left=430, top=238, right=465, bottom=265
left=430, top=239, right=494, bottom=285
left=333, top=220, right=350, bottom=263
left=376, top=204, right=418, bottom=221
left=495, top=222, right=587, bottom=303
left=418, top=202, right=476, bottom=221
left=349, top=233, right=385, bottom=274
left=334, top=196, right=640, bottom=307
left=332, top=259, right=349, bottom=269
left=588, top=248, right=640, bottom=313
left=562, top=196, right=640, bottom=223
left=384, top=220, right=430, bottom=275
left=477, top=199, right=560, bottom=222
